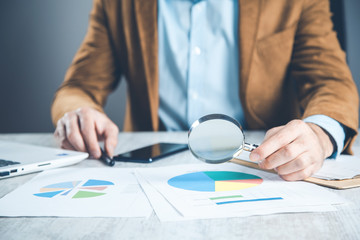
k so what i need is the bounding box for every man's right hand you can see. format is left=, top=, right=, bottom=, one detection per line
left=54, top=107, right=119, bottom=159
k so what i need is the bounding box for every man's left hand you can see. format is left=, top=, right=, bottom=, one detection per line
left=249, top=120, right=334, bottom=181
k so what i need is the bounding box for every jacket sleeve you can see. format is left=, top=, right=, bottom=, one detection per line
left=291, top=0, right=359, bottom=154
left=51, top=0, right=121, bottom=126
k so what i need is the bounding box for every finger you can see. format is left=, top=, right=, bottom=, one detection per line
left=77, top=111, right=101, bottom=159
left=251, top=120, right=304, bottom=161
left=103, top=125, right=119, bottom=157
left=64, top=112, right=87, bottom=152
left=275, top=152, right=313, bottom=176
left=263, top=126, right=284, bottom=142
left=60, top=139, right=76, bottom=151
left=259, top=139, right=306, bottom=170
left=54, top=119, right=66, bottom=142
left=252, top=126, right=284, bottom=163
left=279, top=164, right=317, bottom=181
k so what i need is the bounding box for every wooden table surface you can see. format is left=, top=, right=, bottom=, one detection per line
left=0, top=132, right=359, bottom=240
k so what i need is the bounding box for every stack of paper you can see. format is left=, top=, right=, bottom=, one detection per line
left=235, top=150, right=360, bottom=180
left=312, top=155, right=360, bottom=180
left=0, top=163, right=350, bottom=221
left=136, top=163, right=347, bottom=221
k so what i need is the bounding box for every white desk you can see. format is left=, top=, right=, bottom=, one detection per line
left=0, top=132, right=359, bottom=240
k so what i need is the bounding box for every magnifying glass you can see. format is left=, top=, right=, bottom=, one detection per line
left=188, top=114, right=258, bottom=164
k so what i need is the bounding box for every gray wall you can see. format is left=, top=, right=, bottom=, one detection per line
left=0, top=1, right=359, bottom=133
left=344, top=1, right=360, bottom=96
left=0, top=0, right=126, bottom=133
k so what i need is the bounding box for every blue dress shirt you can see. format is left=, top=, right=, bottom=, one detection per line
left=157, top=0, right=345, bottom=157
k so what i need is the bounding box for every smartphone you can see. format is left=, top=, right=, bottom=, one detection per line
left=113, top=142, right=188, bottom=163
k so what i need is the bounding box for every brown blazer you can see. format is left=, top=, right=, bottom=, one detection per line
left=51, top=0, right=359, bottom=153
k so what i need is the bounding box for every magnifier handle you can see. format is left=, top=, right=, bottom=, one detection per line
left=243, top=143, right=258, bottom=152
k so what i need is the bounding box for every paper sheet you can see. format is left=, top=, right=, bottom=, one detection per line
left=136, top=172, right=188, bottom=221
left=137, top=163, right=346, bottom=220
left=312, top=155, right=360, bottom=180
left=236, top=151, right=360, bottom=180
left=0, top=168, right=152, bottom=217
left=136, top=171, right=337, bottom=222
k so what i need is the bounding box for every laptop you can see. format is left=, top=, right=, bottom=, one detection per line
left=0, top=140, right=88, bottom=179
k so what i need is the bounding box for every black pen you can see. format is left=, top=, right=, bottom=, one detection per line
left=100, top=147, right=115, bottom=167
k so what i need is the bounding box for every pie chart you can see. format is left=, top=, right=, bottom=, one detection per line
left=33, top=179, right=114, bottom=199
left=168, top=171, right=263, bottom=192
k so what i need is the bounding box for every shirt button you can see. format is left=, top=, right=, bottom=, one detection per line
left=193, top=46, right=201, bottom=55
left=193, top=3, right=203, bottom=12
left=192, top=92, right=198, bottom=100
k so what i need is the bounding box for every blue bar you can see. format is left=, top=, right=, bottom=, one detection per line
left=216, top=197, right=283, bottom=205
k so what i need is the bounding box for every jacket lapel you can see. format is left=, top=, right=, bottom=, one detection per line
left=134, top=0, right=159, bottom=130
left=238, top=0, right=261, bottom=105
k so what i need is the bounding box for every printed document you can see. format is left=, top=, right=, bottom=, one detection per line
left=137, top=163, right=347, bottom=220
left=0, top=168, right=152, bottom=217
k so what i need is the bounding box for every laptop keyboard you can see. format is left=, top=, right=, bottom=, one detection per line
left=0, top=159, right=21, bottom=167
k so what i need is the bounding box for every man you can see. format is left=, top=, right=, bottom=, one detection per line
left=52, top=0, right=358, bottom=181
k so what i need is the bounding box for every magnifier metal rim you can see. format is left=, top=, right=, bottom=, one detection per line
left=188, top=113, right=246, bottom=164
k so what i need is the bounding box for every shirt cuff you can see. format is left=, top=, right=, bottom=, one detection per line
left=303, top=115, right=346, bottom=159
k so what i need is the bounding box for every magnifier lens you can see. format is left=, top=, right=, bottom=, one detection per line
left=188, top=117, right=244, bottom=164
